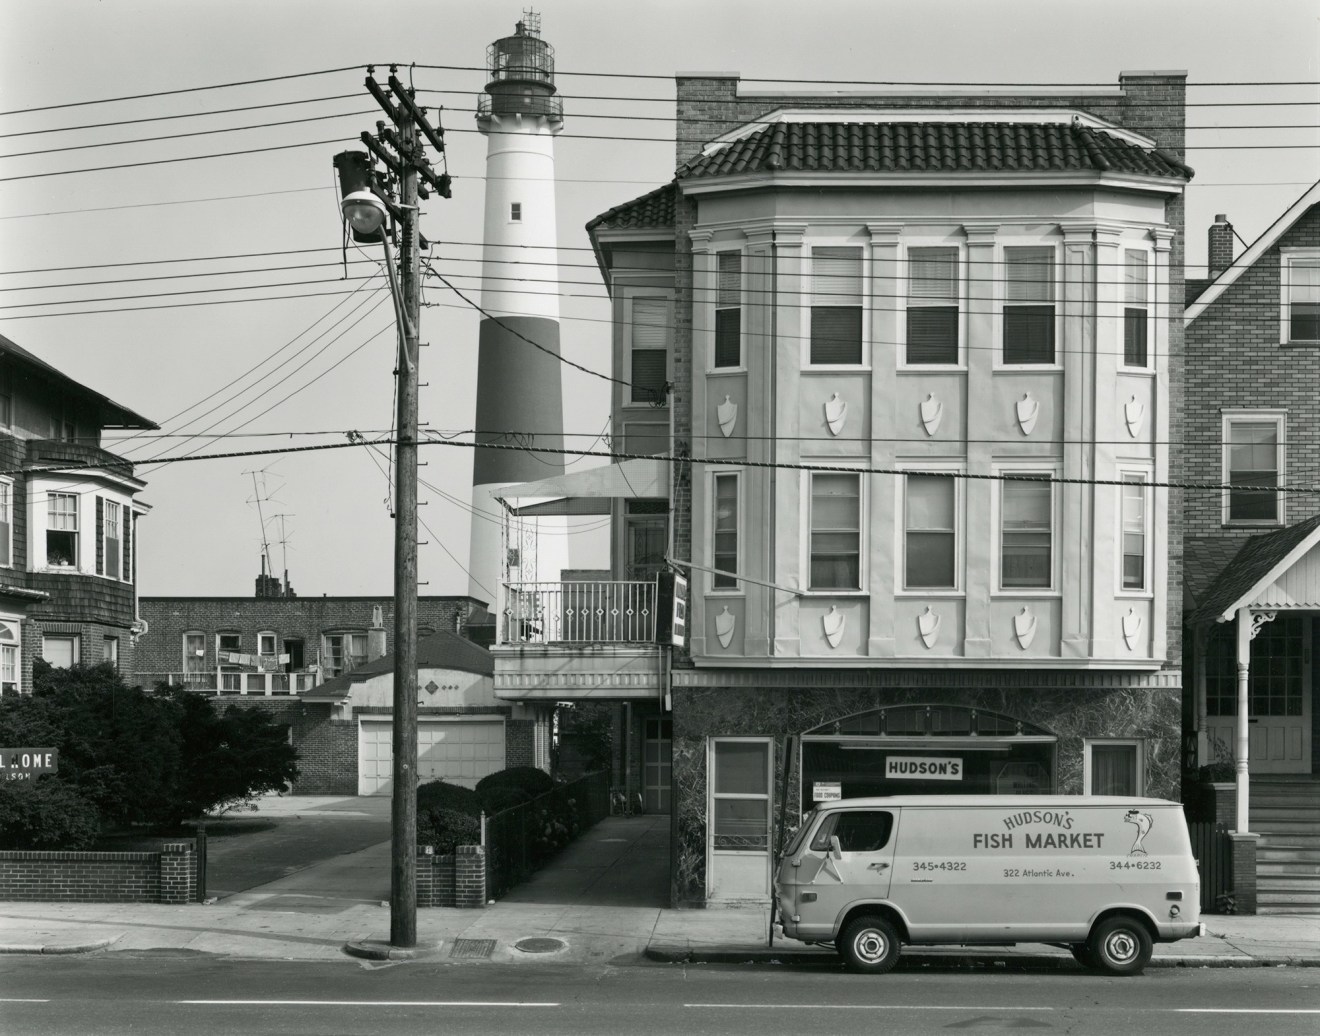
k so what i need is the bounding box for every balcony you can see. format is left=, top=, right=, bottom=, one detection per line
left=136, top=669, right=320, bottom=695
left=493, top=581, right=662, bottom=702
left=476, top=91, right=563, bottom=122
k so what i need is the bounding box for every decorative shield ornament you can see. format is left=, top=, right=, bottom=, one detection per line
left=717, top=395, right=738, bottom=438
left=1124, top=395, right=1145, bottom=438
left=715, top=606, right=736, bottom=649
left=823, top=605, right=846, bottom=649
left=1122, top=608, right=1143, bottom=651
left=1013, top=606, right=1037, bottom=650
left=824, top=393, right=848, bottom=436
left=917, top=606, right=941, bottom=649
left=1016, top=393, right=1039, bottom=436
left=920, top=393, right=942, bottom=436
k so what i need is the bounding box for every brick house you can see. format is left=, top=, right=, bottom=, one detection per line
left=495, top=72, right=1192, bottom=906
left=0, top=332, right=155, bottom=693
left=1183, top=181, right=1320, bottom=913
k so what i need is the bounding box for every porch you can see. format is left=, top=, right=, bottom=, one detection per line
left=133, top=669, right=321, bottom=695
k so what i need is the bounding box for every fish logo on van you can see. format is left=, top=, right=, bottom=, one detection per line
left=1124, top=810, right=1153, bottom=855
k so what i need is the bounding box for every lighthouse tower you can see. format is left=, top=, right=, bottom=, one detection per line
left=469, top=12, right=568, bottom=615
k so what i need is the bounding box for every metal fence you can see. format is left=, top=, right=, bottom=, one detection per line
left=483, top=771, right=610, bottom=900
left=502, top=581, right=657, bottom=644
left=1189, top=820, right=1232, bottom=913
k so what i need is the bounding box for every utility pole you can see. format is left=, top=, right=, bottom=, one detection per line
left=333, top=66, right=450, bottom=950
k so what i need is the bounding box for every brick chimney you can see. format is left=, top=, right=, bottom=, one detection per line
left=1208, top=214, right=1234, bottom=278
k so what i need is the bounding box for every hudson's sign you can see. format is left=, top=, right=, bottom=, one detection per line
left=1, top=748, right=58, bottom=780
left=886, top=756, right=962, bottom=780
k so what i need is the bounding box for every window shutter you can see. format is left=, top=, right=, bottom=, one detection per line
left=717, top=252, right=741, bottom=306
left=124, top=511, right=132, bottom=583
left=811, top=247, right=862, bottom=306
left=95, top=496, right=104, bottom=576
left=0, top=483, right=10, bottom=567
left=1005, top=247, right=1054, bottom=303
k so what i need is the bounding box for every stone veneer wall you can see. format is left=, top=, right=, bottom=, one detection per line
left=670, top=681, right=1181, bottom=906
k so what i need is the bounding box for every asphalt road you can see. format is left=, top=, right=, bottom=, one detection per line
left=2, top=954, right=1318, bottom=1036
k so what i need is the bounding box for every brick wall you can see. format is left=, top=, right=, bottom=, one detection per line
left=416, top=845, right=487, bottom=909
left=206, top=697, right=357, bottom=795
left=505, top=719, right=534, bottom=768
left=0, top=842, right=195, bottom=903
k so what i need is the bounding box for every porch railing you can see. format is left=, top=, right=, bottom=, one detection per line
left=502, top=580, right=657, bottom=645
left=136, top=670, right=320, bottom=695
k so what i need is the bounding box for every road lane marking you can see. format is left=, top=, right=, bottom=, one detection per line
left=178, top=1000, right=559, bottom=1007
left=686, top=1003, right=1045, bottom=1008
left=0, top=999, right=50, bottom=1003
left=1177, top=1009, right=1320, bottom=1015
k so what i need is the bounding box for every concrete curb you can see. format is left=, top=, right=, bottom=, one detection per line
left=342, top=939, right=444, bottom=961
left=0, top=934, right=121, bottom=956
left=643, top=947, right=1316, bottom=969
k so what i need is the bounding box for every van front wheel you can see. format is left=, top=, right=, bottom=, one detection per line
left=1088, top=916, right=1153, bottom=976
left=838, top=916, right=901, bottom=975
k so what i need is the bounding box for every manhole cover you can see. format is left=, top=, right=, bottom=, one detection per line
left=514, top=937, right=565, bottom=954
left=449, top=938, right=496, bottom=959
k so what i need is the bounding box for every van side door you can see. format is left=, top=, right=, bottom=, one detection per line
left=797, top=808, right=898, bottom=927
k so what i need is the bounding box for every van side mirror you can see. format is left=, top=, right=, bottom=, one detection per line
left=830, top=835, right=843, bottom=860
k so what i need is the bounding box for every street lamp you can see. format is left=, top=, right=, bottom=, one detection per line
left=341, top=189, right=388, bottom=239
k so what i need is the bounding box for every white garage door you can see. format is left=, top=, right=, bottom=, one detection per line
left=358, top=719, right=506, bottom=796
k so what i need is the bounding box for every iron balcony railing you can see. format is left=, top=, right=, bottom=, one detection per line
left=136, top=669, right=320, bottom=695
left=475, top=91, right=563, bottom=120
left=502, top=580, right=657, bottom=645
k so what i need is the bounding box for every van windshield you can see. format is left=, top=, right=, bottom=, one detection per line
left=781, top=809, right=817, bottom=858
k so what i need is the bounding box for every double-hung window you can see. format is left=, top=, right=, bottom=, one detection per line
left=714, top=252, right=742, bottom=368
left=809, top=247, right=863, bottom=365
left=1121, top=474, right=1148, bottom=591
left=1123, top=250, right=1150, bottom=367
left=1086, top=740, right=1143, bottom=796
left=629, top=297, right=671, bottom=404
left=1224, top=415, right=1284, bottom=523
left=906, top=247, right=959, bottom=364
left=809, top=472, right=861, bottom=590
left=904, top=474, right=957, bottom=589
left=0, top=621, right=18, bottom=694
left=104, top=501, right=121, bottom=580
left=1000, top=475, right=1053, bottom=589
left=1003, top=246, right=1055, bottom=364
left=712, top=472, right=739, bottom=589
left=324, top=632, right=368, bottom=677
left=47, top=493, right=78, bottom=567
left=1282, top=252, right=1320, bottom=344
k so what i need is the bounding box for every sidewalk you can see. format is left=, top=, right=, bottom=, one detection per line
left=2, top=807, right=1318, bottom=969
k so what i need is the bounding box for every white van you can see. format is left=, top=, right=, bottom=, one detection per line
left=774, top=795, right=1203, bottom=976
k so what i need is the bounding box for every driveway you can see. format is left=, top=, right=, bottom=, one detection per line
left=201, top=795, right=391, bottom=901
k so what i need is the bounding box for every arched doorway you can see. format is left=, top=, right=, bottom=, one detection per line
left=799, top=704, right=1057, bottom=812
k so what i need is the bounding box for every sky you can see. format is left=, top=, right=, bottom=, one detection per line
left=0, top=0, right=1316, bottom=600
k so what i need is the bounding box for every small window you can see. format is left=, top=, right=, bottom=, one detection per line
left=103, top=636, right=119, bottom=670
left=258, top=632, right=277, bottom=656
left=324, top=632, right=368, bottom=677
left=1282, top=253, right=1320, bottom=344
left=42, top=634, right=79, bottom=669
left=104, top=500, right=121, bottom=580
left=1123, top=250, right=1150, bottom=367
left=1224, top=417, right=1283, bottom=523
left=809, top=472, right=861, bottom=590
left=1121, top=475, right=1148, bottom=591
left=0, top=481, right=11, bottom=567
left=183, top=632, right=206, bottom=673
left=510, top=202, right=522, bottom=222
left=714, top=252, right=741, bottom=368
left=1086, top=740, right=1143, bottom=796
left=1003, top=246, right=1055, bottom=364
left=0, top=620, right=20, bottom=694
left=906, top=247, right=959, bottom=364
left=809, top=810, right=894, bottom=853
left=905, top=474, right=956, bottom=589
left=47, top=493, right=78, bottom=567
left=629, top=297, right=670, bottom=404
left=712, top=472, right=738, bottom=589
left=217, top=633, right=241, bottom=660
left=1001, top=475, right=1053, bottom=589
left=809, top=247, right=863, bottom=365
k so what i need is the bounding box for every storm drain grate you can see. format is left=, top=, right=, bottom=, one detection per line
left=449, top=938, right=496, bottom=959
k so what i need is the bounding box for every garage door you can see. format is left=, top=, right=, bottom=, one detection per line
left=358, top=719, right=506, bottom=796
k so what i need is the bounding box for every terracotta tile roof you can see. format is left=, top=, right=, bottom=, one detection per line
left=586, top=181, right=677, bottom=232
left=1189, top=515, right=1320, bottom=624
left=680, top=121, right=1193, bottom=181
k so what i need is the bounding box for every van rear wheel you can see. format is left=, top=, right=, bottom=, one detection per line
left=838, top=916, right=901, bottom=975
left=1088, top=916, right=1153, bottom=976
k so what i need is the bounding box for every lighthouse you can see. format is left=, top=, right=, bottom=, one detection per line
left=468, top=12, right=568, bottom=618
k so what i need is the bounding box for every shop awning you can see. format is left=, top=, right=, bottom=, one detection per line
left=496, top=457, right=669, bottom=516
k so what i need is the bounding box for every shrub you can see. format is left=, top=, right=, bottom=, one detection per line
left=416, top=779, right=480, bottom=815
left=417, top=806, right=481, bottom=854
left=476, top=766, right=554, bottom=800
left=477, top=784, right=531, bottom=817
left=0, top=779, right=102, bottom=850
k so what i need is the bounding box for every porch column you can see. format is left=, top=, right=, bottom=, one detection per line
left=1234, top=608, right=1251, bottom=833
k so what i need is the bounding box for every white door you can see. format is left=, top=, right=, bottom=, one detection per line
left=358, top=719, right=506, bottom=796
left=708, top=738, right=772, bottom=904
